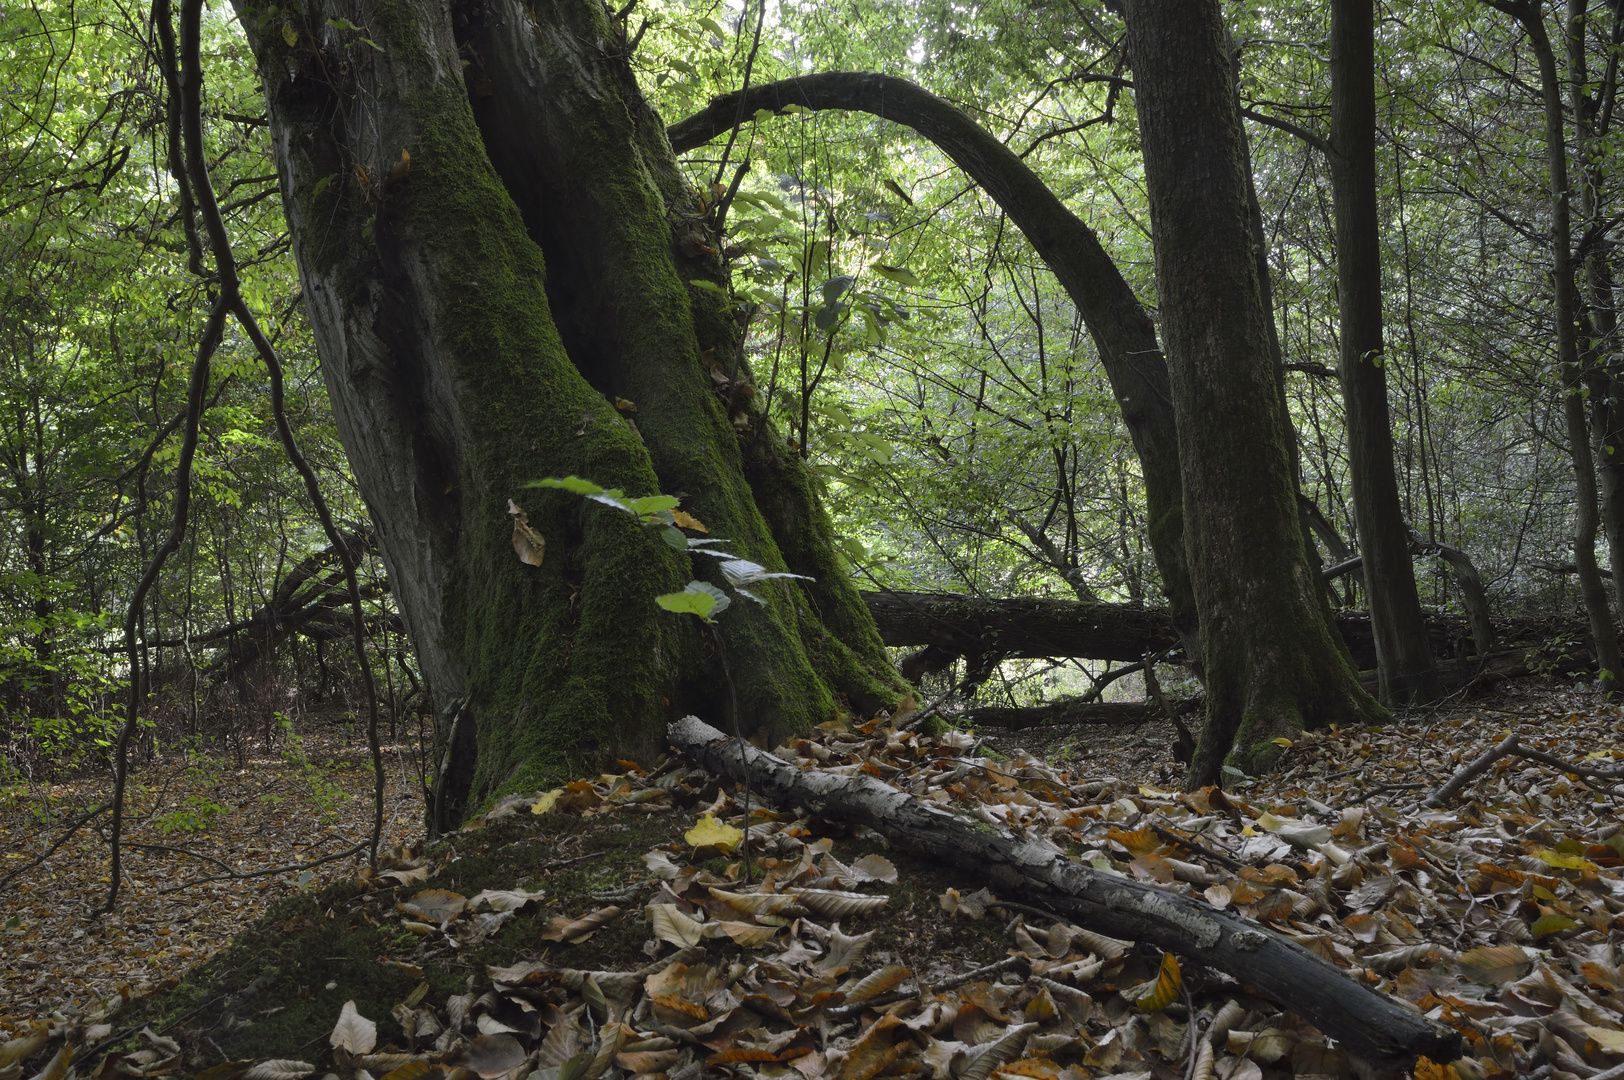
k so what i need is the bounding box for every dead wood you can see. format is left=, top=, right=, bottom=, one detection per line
left=669, top=716, right=1461, bottom=1066
left=862, top=590, right=1590, bottom=677
left=966, top=698, right=1201, bottom=728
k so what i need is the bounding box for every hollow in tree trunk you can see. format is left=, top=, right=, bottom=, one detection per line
left=235, top=0, right=904, bottom=828
left=1121, top=0, right=1387, bottom=784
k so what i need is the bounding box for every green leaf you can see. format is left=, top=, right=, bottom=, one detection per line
left=625, top=494, right=680, bottom=516
left=688, top=278, right=729, bottom=296
left=872, top=263, right=921, bottom=286
left=655, top=581, right=730, bottom=620
left=822, top=274, right=856, bottom=304
left=531, top=475, right=604, bottom=496
left=660, top=526, right=688, bottom=550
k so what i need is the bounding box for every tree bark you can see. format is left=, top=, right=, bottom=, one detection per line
left=669, top=73, right=1195, bottom=649
left=669, top=715, right=1460, bottom=1067
left=1327, top=0, right=1442, bottom=705
left=1567, top=0, right=1624, bottom=617
left=1495, top=0, right=1624, bottom=695
left=1122, top=0, right=1386, bottom=784
left=236, top=0, right=902, bottom=826
left=859, top=590, right=1508, bottom=670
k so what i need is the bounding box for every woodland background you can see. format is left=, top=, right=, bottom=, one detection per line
left=2, top=0, right=1622, bottom=779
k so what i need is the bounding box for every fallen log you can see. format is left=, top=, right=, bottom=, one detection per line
left=669, top=715, right=1459, bottom=1066
left=967, top=697, right=1202, bottom=728
left=861, top=590, right=1589, bottom=672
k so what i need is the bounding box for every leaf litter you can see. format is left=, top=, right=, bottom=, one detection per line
left=4, top=680, right=1624, bottom=1080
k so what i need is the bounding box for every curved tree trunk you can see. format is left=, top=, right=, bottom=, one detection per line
left=669, top=73, right=1195, bottom=649
left=1122, top=0, right=1386, bottom=783
left=236, top=0, right=902, bottom=827
left=1327, top=0, right=1442, bottom=705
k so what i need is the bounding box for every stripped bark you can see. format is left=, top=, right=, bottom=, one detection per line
left=669, top=716, right=1460, bottom=1066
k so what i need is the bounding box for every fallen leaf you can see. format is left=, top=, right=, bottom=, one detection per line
left=330, top=1000, right=378, bottom=1055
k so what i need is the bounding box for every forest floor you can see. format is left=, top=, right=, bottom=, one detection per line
left=0, top=718, right=427, bottom=1018
left=1, top=678, right=1621, bottom=1080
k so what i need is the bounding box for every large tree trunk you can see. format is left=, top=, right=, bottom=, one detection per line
left=1498, top=0, right=1624, bottom=696
left=668, top=73, right=1196, bottom=651
left=1327, top=0, right=1442, bottom=705
left=237, top=0, right=902, bottom=827
left=1122, top=0, right=1386, bottom=784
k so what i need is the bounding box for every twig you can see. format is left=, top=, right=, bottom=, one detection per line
left=157, top=840, right=368, bottom=895
left=987, top=898, right=1068, bottom=923
left=1413, top=735, right=1520, bottom=810
left=119, top=841, right=235, bottom=874
left=0, top=802, right=110, bottom=895
left=1150, top=822, right=1244, bottom=871
left=1351, top=781, right=1429, bottom=805
left=898, top=689, right=957, bottom=733
left=1507, top=743, right=1624, bottom=779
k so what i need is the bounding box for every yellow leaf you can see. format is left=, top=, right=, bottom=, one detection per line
left=507, top=500, right=545, bottom=566
left=281, top=22, right=298, bottom=45
left=1532, top=913, right=1580, bottom=936
left=685, top=813, right=743, bottom=852
left=614, top=397, right=637, bottom=413
left=530, top=788, right=563, bottom=815
left=1584, top=1026, right=1624, bottom=1054
left=1270, top=737, right=1293, bottom=747
left=671, top=509, right=708, bottom=532
left=1138, top=951, right=1182, bottom=1012
left=1535, top=848, right=1599, bottom=871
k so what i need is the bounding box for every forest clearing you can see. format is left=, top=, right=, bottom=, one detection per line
left=11, top=0, right=1624, bottom=1073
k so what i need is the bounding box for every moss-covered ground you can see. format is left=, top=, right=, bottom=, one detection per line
left=107, top=798, right=1005, bottom=1069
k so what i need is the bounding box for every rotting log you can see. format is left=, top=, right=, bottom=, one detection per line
left=966, top=698, right=1201, bottom=729
left=669, top=716, right=1459, bottom=1066
left=862, top=590, right=1586, bottom=672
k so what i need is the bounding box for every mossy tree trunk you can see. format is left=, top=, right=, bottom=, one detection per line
left=235, top=0, right=902, bottom=827
left=1122, top=0, right=1387, bottom=784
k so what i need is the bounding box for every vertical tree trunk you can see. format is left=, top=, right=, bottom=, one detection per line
left=1499, top=0, right=1623, bottom=694
left=1327, top=0, right=1442, bottom=704
left=1122, top=0, right=1386, bottom=784
left=1568, top=0, right=1624, bottom=605
left=236, top=0, right=902, bottom=826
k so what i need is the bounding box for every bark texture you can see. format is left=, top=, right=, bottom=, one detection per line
left=669, top=73, right=1194, bottom=646
left=858, top=590, right=1493, bottom=671
left=1327, top=0, right=1442, bottom=704
left=238, top=0, right=901, bottom=826
left=1122, top=0, right=1385, bottom=783
left=669, top=716, right=1460, bottom=1066
left=1497, top=0, right=1624, bottom=695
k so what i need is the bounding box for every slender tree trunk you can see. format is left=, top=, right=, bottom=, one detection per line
left=1497, top=0, right=1623, bottom=694
left=237, top=0, right=902, bottom=826
left=1122, top=0, right=1386, bottom=784
left=1327, top=0, right=1441, bottom=704
left=1568, top=0, right=1624, bottom=605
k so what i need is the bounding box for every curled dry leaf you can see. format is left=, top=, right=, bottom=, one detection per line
left=539, top=905, right=621, bottom=943
left=506, top=501, right=544, bottom=567
left=242, top=1062, right=315, bottom=1080
left=397, top=889, right=467, bottom=926
left=460, top=1035, right=527, bottom=1080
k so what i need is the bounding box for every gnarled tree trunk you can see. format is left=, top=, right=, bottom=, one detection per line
left=236, top=0, right=902, bottom=827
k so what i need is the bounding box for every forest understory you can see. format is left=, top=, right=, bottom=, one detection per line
left=2, top=675, right=1622, bottom=1080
